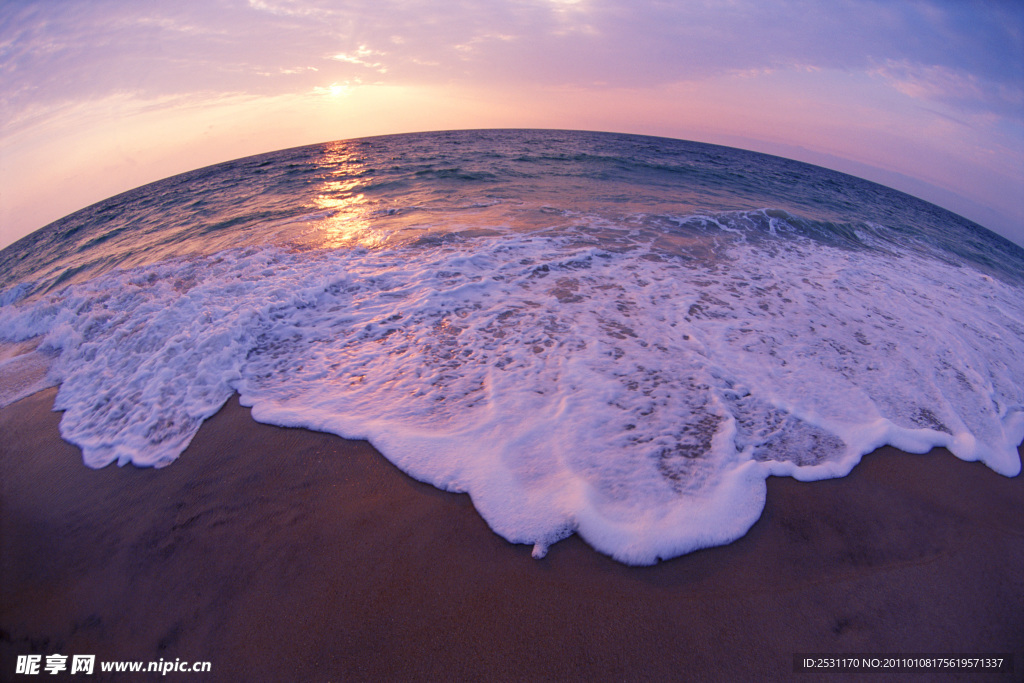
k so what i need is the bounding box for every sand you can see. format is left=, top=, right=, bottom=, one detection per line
left=2, top=386, right=1022, bottom=681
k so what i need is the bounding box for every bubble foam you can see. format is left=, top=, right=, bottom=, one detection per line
left=2, top=217, right=1021, bottom=563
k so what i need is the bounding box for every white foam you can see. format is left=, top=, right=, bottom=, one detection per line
left=1, top=223, right=1021, bottom=563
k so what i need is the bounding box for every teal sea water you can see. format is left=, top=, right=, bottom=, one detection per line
left=2, top=129, right=1022, bottom=564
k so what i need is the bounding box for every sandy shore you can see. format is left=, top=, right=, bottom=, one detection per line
left=2, top=387, right=1022, bottom=681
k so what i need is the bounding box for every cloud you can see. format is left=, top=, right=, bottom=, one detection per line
left=5, top=0, right=1018, bottom=102
left=329, top=45, right=388, bottom=73
left=872, top=59, right=1024, bottom=122
left=246, top=0, right=336, bottom=19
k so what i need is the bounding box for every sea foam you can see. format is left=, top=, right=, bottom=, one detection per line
left=2, top=211, right=1021, bottom=565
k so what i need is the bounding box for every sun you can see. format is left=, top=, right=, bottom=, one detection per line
left=312, top=82, right=353, bottom=98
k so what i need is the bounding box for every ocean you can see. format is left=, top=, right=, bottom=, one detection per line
left=1, top=129, right=1022, bottom=565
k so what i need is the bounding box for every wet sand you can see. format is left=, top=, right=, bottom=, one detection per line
left=2, top=387, right=1022, bottom=680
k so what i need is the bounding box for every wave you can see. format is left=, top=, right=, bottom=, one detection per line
left=2, top=212, right=1021, bottom=564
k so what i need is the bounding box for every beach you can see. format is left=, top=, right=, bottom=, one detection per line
left=2, top=386, right=1022, bottom=680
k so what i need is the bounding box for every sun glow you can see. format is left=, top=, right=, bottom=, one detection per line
left=312, top=82, right=353, bottom=97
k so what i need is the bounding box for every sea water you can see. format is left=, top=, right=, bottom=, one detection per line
left=2, top=129, right=1022, bottom=564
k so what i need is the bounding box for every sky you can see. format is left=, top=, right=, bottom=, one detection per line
left=1, top=0, right=1022, bottom=249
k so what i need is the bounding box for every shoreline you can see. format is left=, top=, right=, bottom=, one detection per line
left=2, top=387, right=1022, bottom=680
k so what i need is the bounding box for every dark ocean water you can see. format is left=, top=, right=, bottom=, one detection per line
left=1, top=129, right=1022, bottom=564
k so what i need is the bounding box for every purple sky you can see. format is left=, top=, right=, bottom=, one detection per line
left=2, top=0, right=1022, bottom=247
